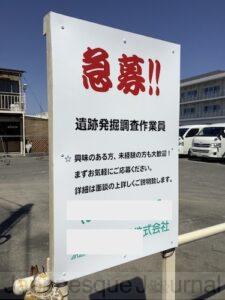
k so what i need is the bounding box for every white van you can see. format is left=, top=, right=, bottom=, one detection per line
left=190, top=123, right=225, bottom=160
left=179, top=125, right=205, bottom=156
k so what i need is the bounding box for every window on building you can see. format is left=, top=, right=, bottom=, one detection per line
left=181, top=90, right=198, bottom=101
left=186, top=90, right=197, bottom=99
left=214, top=86, right=220, bottom=93
left=0, top=79, right=11, bottom=92
left=11, top=81, right=19, bottom=93
left=0, top=121, right=21, bottom=136
left=183, top=107, right=195, bottom=115
left=0, top=79, right=19, bottom=93
left=213, top=104, right=220, bottom=111
left=204, top=85, right=220, bottom=98
left=204, top=106, right=208, bottom=112
left=186, top=128, right=199, bottom=138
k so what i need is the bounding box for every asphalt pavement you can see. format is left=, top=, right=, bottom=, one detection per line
left=0, top=156, right=225, bottom=299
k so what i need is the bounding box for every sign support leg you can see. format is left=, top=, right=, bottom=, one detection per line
left=56, top=282, right=69, bottom=300
left=47, top=257, right=69, bottom=299
left=162, top=248, right=175, bottom=300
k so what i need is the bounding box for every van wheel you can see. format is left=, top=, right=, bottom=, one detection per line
left=221, top=153, right=225, bottom=164
left=188, top=149, right=192, bottom=160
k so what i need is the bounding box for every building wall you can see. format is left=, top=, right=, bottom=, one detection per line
left=0, top=113, right=23, bottom=153
left=25, top=116, right=48, bottom=153
left=180, top=77, right=225, bottom=125
left=0, top=69, right=25, bottom=154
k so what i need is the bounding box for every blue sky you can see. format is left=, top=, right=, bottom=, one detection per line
left=1, top=0, right=225, bottom=114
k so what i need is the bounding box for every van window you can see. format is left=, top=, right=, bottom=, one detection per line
left=197, top=127, right=224, bottom=137
left=186, top=128, right=199, bottom=138
left=179, top=128, right=188, bottom=138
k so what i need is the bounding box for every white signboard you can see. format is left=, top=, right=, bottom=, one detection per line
left=44, top=12, right=180, bottom=283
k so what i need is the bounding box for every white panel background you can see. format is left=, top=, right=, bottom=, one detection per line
left=44, top=12, right=180, bottom=283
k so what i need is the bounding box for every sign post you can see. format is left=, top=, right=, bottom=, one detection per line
left=44, top=11, right=180, bottom=284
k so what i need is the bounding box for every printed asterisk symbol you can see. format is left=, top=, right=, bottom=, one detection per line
left=65, top=155, right=71, bottom=163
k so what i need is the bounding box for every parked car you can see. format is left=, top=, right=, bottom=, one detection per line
left=179, top=125, right=206, bottom=156
left=190, top=123, right=225, bottom=160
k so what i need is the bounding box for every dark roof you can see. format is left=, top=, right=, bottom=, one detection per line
left=181, top=70, right=225, bottom=83
left=0, top=68, right=25, bottom=76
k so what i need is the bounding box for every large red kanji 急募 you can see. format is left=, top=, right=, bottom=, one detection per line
left=82, top=47, right=112, bottom=92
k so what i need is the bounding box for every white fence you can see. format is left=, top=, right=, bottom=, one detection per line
left=0, top=93, right=24, bottom=111
left=162, top=223, right=225, bottom=300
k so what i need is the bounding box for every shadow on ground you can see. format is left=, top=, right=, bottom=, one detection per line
left=0, top=203, right=33, bottom=245
left=89, top=277, right=146, bottom=300
left=193, top=284, right=225, bottom=299
left=0, top=287, right=22, bottom=300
